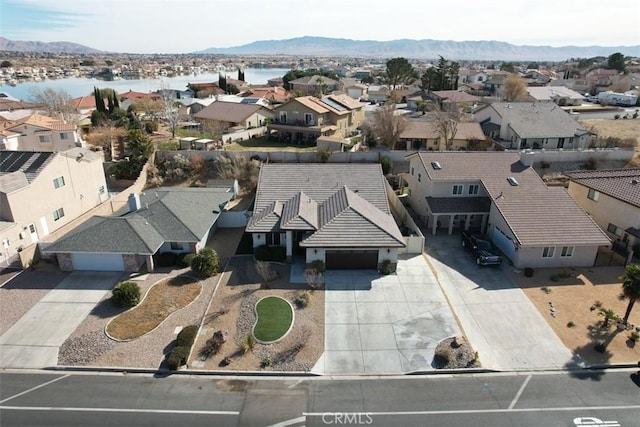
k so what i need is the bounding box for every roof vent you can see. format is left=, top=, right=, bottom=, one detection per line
left=431, top=161, right=442, bottom=170
left=632, top=179, right=639, bottom=185
left=507, top=177, right=519, bottom=186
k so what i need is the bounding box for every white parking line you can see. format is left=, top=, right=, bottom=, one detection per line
left=0, top=406, right=240, bottom=415
left=304, top=405, right=640, bottom=416
left=0, top=374, right=69, bottom=404
left=508, top=374, right=532, bottom=409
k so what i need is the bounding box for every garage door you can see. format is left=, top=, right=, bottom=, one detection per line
left=325, top=250, right=378, bottom=270
left=492, top=227, right=516, bottom=260
left=71, top=253, right=125, bottom=271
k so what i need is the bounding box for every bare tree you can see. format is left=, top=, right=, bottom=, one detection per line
left=432, top=104, right=460, bottom=151
left=84, top=126, right=126, bottom=161
left=213, top=153, right=261, bottom=194
left=160, top=85, right=180, bottom=138
left=201, top=119, right=229, bottom=141
left=132, top=97, right=162, bottom=120
left=610, top=76, right=632, bottom=93
left=503, top=75, right=528, bottom=102
left=29, top=87, right=78, bottom=123
left=370, top=104, right=407, bottom=149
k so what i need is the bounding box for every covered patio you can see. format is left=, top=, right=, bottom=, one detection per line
left=425, top=196, right=491, bottom=235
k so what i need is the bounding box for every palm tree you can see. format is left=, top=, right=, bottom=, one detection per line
left=620, top=264, right=640, bottom=324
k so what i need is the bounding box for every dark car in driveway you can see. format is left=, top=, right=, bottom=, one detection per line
left=461, top=230, right=503, bottom=266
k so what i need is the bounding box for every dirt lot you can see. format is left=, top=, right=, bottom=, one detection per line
left=513, top=266, right=640, bottom=366
left=579, top=118, right=640, bottom=167
left=189, top=256, right=324, bottom=372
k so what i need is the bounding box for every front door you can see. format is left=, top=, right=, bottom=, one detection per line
left=28, top=223, right=39, bottom=243
left=557, top=138, right=565, bottom=148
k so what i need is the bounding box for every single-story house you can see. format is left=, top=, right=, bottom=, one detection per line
left=42, top=187, right=233, bottom=272
left=246, top=164, right=406, bottom=270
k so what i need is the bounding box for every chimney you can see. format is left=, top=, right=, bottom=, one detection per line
left=520, top=150, right=535, bottom=168
left=128, top=193, right=141, bottom=212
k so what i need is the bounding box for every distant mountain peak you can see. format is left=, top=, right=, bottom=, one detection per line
left=196, top=35, right=640, bottom=61
left=0, top=37, right=103, bottom=54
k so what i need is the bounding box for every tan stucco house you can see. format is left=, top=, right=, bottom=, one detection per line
left=1, top=113, right=84, bottom=151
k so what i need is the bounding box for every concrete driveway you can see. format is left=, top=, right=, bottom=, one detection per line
left=424, top=233, right=574, bottom=370
left=312, top=254, right=460, bottom=375
left=0, top=271, right=121, bottom=369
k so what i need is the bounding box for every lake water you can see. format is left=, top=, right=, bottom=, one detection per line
left=1, top=68, right=291, bottom=101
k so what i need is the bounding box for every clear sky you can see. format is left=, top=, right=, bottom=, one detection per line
left=1, top=0, right=639, bottom=54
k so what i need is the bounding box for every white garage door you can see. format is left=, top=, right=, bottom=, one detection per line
left=492, top=227, right=516, bottom=260
left=71, top=253, right=125, bottom=271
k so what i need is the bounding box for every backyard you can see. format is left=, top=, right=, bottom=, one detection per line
left=224, top=135, right=317, bottom=152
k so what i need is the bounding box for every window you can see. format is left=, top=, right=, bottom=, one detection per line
left=607, top=223, right=623, bottom=237
left=279, top=111, right=287, bottom=123
left=98, top=185, right=105, bottom=194
left=452, top=184, right=463, bottom=195
left=304, top=113, right=314, bottom=125
left=560, top=246, right=574, bottom=257
left=542, top=246, right=555, bottom=258
left=266, top=233, right=281, bottom=246
left=468, top=184, right=479, bottom=195
left=170, top=242, right=182, bottom=250
left=60, top=132, right=69, bottom=140
left=38, top=135, right=51, bottom=143
left=418, top=173, right=421, bottom=183
left=411, top=167, right=414, bottom=176
left=53, top=208, right=65, bottom=221
left=587, top=188, right=600, bottom=201
left=53, top=176, right=65, bottom=189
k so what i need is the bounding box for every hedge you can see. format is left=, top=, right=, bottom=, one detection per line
left=176, top=325, right=199, bottom=347
left=254, top=245, right=286, bottom=262
left=166, top=346, right=191, bottom=370
left=111, top=281, right=141, bottom=308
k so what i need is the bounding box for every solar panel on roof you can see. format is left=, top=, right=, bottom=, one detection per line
left=24, top=152, right=51, bottom=173
left=0, top=152, right=32, bottom=173
left=319, top=98, right=346, bottom=111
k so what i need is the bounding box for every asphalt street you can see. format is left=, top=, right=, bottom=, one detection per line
left=0, top=369, right=639, bottom=426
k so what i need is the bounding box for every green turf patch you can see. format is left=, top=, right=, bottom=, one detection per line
left=252, top=296, right=294, bottom=343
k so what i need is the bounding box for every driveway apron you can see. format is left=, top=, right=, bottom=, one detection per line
left=0, top=271, right=121, bottom=369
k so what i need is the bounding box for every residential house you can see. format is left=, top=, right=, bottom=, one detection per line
left=404, top=151, right=610, bottom=268
left=525, top=86, right=585, bottom=106
left=193, top=101, right=274, bottom=136
left=42, top=187, right=233, bottom=272
left=288, top=75, right=342, bottom=96
left=0, top=118, right=21, bottom=150
left=459, top=70, right=490, bottom=85
left=246, top=164, right=406, bottom=270
left=428, top=91, right=481, bottom=111
left=474, top=102, right=593, bottom=149
left=238, top=86, right=293, bottom=105
left=0, top=148, right=108, bottom=267
left=366, top=85, right=390, bottom=103
left=1, top=114, right=84, bottom=152
left=187, top=82, right=225, bottom=98
left=399, top=120, right=487, bottom=151
left=483, top=72, right=510, bottom=98
left=268, top=94, right=364, bottom=144
left=565, top=169, right=640, bottom=260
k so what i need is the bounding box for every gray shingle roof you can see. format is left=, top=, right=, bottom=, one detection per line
left=248, top=164, right=404, bottom=248
left=413, top=152, right=610, bottom=247
left=487, top=102, right=590, bottom=138
left=44, top=187, right=233, bottom=255
left=565, top=168, right=640, bottom=208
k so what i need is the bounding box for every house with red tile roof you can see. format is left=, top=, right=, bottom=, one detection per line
left=2, top=114, right=83, bottom=152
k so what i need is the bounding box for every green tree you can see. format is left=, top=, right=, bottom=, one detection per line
left=500, top=62, right=516, bottom=73
left=420, top=57, right=459, bottom=91
left=380, top=57, right=416, bottom=90
left=527, top=62, right=539, bottom=70
left=238, top=68, right=245, bottom=81
left=0, top=60, right=12, bottom=68
left=190, top=248, right=219, bottom=277
left=607, top=52, right=626, bottom=72
left=620, top=264, right=640, bottom=324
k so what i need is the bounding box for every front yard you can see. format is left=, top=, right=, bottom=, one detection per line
left=515, top=266, right=639, bottom=366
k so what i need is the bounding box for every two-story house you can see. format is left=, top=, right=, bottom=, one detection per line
left=0, top=148, right=108, bottom=267
left=474, top=102, right=593, bottom=149
left=193, top=101, right=274, bottom=135
left=268, top=95, right=364, bottom=144
left=288, top=75, right=342, bottom=96
left=404, top=151, right=610, bottom=268
left=565, top=169, right=640, bottom=261
left=1, top=114, right=83, bottom=151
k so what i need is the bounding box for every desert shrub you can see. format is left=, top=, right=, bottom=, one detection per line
left=242, top=333, right=255, bottom=353
left=629, top=331, right=640, bottom=342
left=144, top=121, right=159, bottom=133
left=261, top=356, right=272, bottom=368
left=582, top=158, right=597, bottom=170
left=254, top=245, right=286, bottom=262
left=155, top=252, right=177, bottom=267
left=190, top=248, right=219, bottom=277
left=380, top=157, right=393, bottom=175
left=294, top=291, right=311, bottom=308
left=176, top=325, right=199, bottom=347
left=177, top=252, right=196, bottom=268
left=309, top=260, right=325, bottom=272
left=200, top=330, right=227, bottom=358
left=524, top=267, right=534, bottom=277
left=379, top=259, right=395, bottom=275
left=567, top=321, right=575, bottom=328
left=433, top=347, right=454, bottom=368
left=159, top=153, right=193, bottom=183
left=614, top=114, right=620, bottom=120
left=111, top=281, right=141, bottom=308
left=166, top=345, right=191, bottom=370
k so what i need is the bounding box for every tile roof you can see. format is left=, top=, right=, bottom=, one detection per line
left=119, top=90, right=161, bottom=100
left=565, top=168, right=640, bottom=208
left=44, top=187, right=233, bottom=254
left=247, top=164, right=405, bottom=248
left=0, top=99, right=42, bottom=112
left=412, top=152, right=610, bottom=247
left=400, top=121, right=486, bottom=141
left=193, top=101, right=269, bottom=122
left=431, top=90, right=480, bottom=103
left=290, top=75, right=339, bottom=86
left=5, top=113, right=76, bottom=131
left=484, top=102, right=590, bottom=139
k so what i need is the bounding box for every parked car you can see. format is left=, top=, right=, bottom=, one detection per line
left=461, top=230, right=503, bottom=266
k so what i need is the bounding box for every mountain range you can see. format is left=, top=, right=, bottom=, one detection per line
left=0, top=37, right=103, bottom=54
left=197, top=36, right=640, bottom=61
